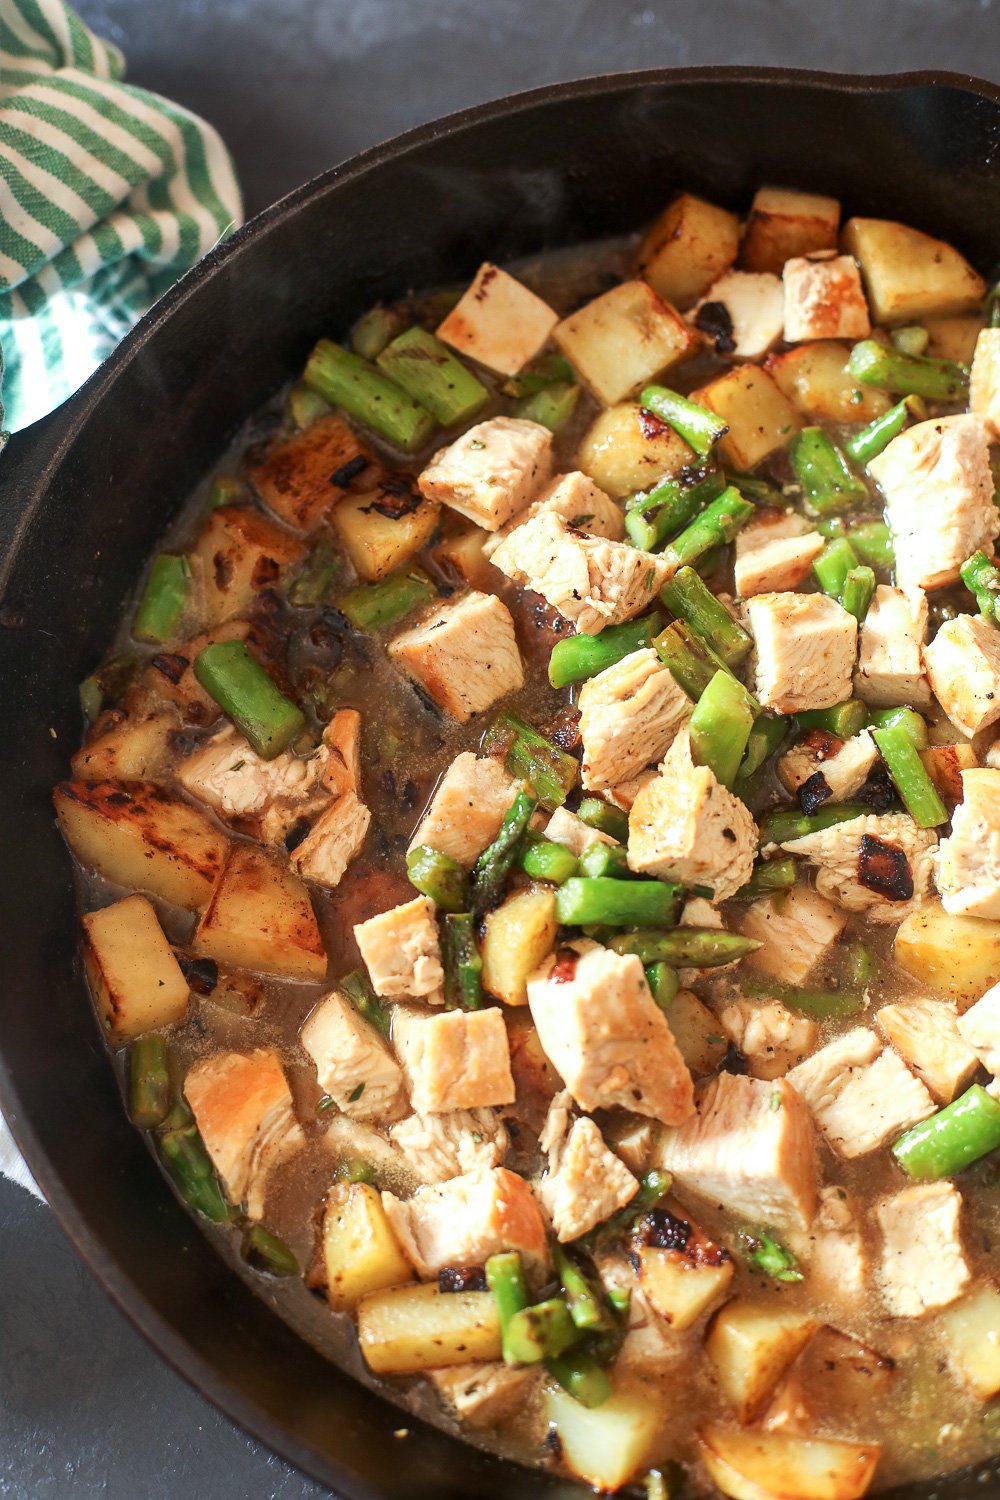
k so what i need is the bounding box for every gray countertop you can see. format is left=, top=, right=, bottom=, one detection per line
left=7, top=1, right=1000, bottom=1495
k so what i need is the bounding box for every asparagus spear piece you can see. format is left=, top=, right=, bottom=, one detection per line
left=520, top=834, right=579, bottom=885
left=127, top=1036, right=171, bottom=1129
left=351, top=304, right=408, bottom=361
left=848, top=338, right=969, bottom=402
left=194, top=641, right=306, bottom=760
left=625, top=466, right=725, bottom=551
left=553, top=1244, right=613, bottom=1332
left=725, top=469, right=787, bottom=506
left=609, top=928, right=761, bottom=966
left=892, top=325, right=930, bottom=356
left=556, top=876, right=681, bottom=929
left=577, top=842, right=631, bottom=880
left=844, top=395, right=924, bottom=463
left=338, top=568, right=437, bottom=631
left=961, top=549, right=1000, bottom=624
left=133, top=555, right=191, bottom=644
left=160, top=1125, right=234, bottom=1222
left=502, top=354, right=575, bottom=398
left=640, top=383, right=729, bottom=457
left=304, top=339, right=436, bottom=452
left=286, top=382, right=331, bottom=430
left=406, top=845, right=469, bottom=913
left=732, top=857, right=798, bottom=902
left=514, top=383, right=579, bottom=433
left=376, top=327, right=489, bottom=426
left=871, top=718, right=948, bottom=828
left=506, top=1297, right=583, bottom=1364
left=442, top=912, right=483, bottom=1010
left=654, top=620, right=746, bottom=703
left=742, top=975, right=864, bottom=1018
left=660, top=566, right=752, bottom=666
left=545, top=1350, right=613, bottom=1407
left=841, top=565, right=876, bottom=622
left=242, top=1225, right=300, bottom=1277
left=485, top=1251, right=530, bottom=1365
left=813, top=536, right=860, bottom=598
left=789, top=427, right=868, bottom=516
left=661, top=487, right=754, bottom=570
left=737, top=714, right=791, bottom=782
left=795, top=699, right=869, bottom=738
left=340, top=969, right=390, bottom=1038
left=471, top=790, right=538, bottom=915
left=846, top=520, right=894, bottom=571
left=482, top=711, right=578, bottom=810
left=737, top=1226, right=803, bottom=1283
left=758, top=802, right=867, bottom=845
left=892, top=1085, right=1000, bottom=1179
left=644, top=961, right=680, bottom=1009
left=205, top=475, right=245, bottom=511
left=335, top=1156, right=375, bottom=1184
left=288, top=540, right=340, bottom=607
left=548, top=613, right=658, bottom=689
left=576, top=797, right=629, bottom=843
left=689, top=669, right=756, bottom=789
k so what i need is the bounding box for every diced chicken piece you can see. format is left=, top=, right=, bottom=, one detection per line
left=381, top=1166, right=549, bottom=1277
left=627, top=730, right=757, bottom=901
left=733, top=510, right=825, bottom=599
left=527, top=941, right=694, bottom=1125
left=427, top=1362, right=538, bottom=1429
left=877, top=998, right=980, bottom=1103
left=321, top=709, right=362, bottom=797
left=177, top=724, right=330, bottom=843
left=747, top=592, right=857, bottom=713
left=389, top=590, right=523, bottom=722
left=323, top=1113, right=413, bottom=1188
left=787, top=1028, right=935, bottom=1159
left=957, top=980, right=1000, bottom=1074
left=300, top=991, right=405, bottom=1121
left=970, top=327, right=1000, bottom=438
left=543, top=806, right=616, bottom=856
left=577, top=647, right=693, bottom=791
left=553, top=278, right=697, bottom=405
left=936, top=768, right=1000, bottom=919
left=876, top=1182, right=971, bottom=1317
left=854, top=584, right=932, bottom=710
left=184, top=1048, right=304, bottom=1220
left=740, top=885, right=847, bottom=986
left=924, top=614, right=1000, bottom=738
left=417, top=416, right=553, bottom=531
left=392, top=1006, right=515, bottom=1114
left=660, top=1072, right=818, bottom=1232
left=389, top=1109, right=509, bottom=1184
left=869, top=415, right=995, bottom=591
left=436, top=262, right=558, bottom=376
left=592, top=1247, right=682, bottom=1371
left=491, top=510, right=671, bottom=635
left=781, top=812, right=938, bottom=924
left=782, top=253, right=871, bottom=342
left=409, top=752, right=518, bottom=868
left=719, top=998, right=817, bottom=1080
left=355, top=896, right=444, bottom=1000
left=777, top=729, right=879, bottom=806
left=690, top=270, right=785, bottom=358
left=289, top=791, right=371, bottom=890
left=788, top=1186, right=868, bottom=1308
left=483, top=470, right=625, bottom=558
left=536, top=1093, right=638, bottom=1242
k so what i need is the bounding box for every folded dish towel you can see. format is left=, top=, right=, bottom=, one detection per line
left=0, top=0, right=244, bottom=1197
left=0, top=0, right=243, bottom=437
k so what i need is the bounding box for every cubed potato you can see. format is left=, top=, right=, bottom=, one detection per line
left=894, top=899, right=1000, bottom=1007
left=691, top=366, right=803, bottom=470
left=54, top=780, right=227, bottom=910
left=841, top=217, right=986, bottom=324
left=134, top=620, right=255, bottom=726
left=635, top=193, right=740, bottom=309
left=433, top=525, right=494, bottom=589
left=554, top=280, right=697, bottom=406
left=765, top=1328, right=894, bottom=1433
left=545, top=1386, right=662, bottom=1492
left=436, top=262, right=558, bottom=376
left=919, top=742, right=978, bottom=814
left=698, top=1425, right=881, bottom=1500
left=576, top=400, right=695, bottom=500
left=81, top=894, right=189, bottom=1042
left=480, top=887, right=557, bottom=1006
left=925, top=314, right=985, bottom=365
left=765, top=342, right=890, bottom=424
left=939, top=1281, right=1000, bottom=1399
left=666, top=989, right=729, bottom=1076
left=71, top=708, right=179, bottom=783
left=357, top=1282, right=501, bottom=1373
left=188, top=505, right=304, bottom=626
left=193, top=842, right=327, bottom=981
left=739, top=188, right=840, bottom=276
left=247, top=412, right=375, bottom=532
left=638, top=1208, right=734, bottom=1331
left=330, top=484, right=440, bottom=581
left=706, top=1301, right=818, bottom=1423
left=322, top=1180, right=413, bottom=1310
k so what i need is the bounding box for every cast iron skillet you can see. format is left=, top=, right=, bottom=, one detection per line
left=2, top=66, right=1000, bottom=1500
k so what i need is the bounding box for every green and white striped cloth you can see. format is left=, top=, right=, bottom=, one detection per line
left=0, top=0, right=243, bottom=436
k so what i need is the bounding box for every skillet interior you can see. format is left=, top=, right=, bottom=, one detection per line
left=3, top=67, right=1000, bottom=1499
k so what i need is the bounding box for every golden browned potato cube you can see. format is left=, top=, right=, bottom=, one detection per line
left=481, top=887, right=558, bottom=1006
left=554, top=280, right=697, bottom=406
left=54, top=780, right=227, bottom=909
left=193, top=842, right=327, bottom=980
left=81, top=894, right=189, bottom=1041
left=133, top=620, right=255, bottom=726
left=638, top=1207, right=734, bottom=1331
left=544, top=1387, right=662, bottom=1492
left=918, top=742, right=978, bottom=815
left=357, top=1283, right=502, bottom=1374
left=247, top=413, right=375, bottom=532
left=925, top=314, right=985, bottom=365
left=71, top=707, right=179, bottom=783
left=635, top=192, right=740, bottom=308
left=940, top=1282, right=1000, bottom=1400
left=766, top=342, right=890, bottom=423
left=432, top=525, right=495, bottom=589
left=691, top=366, right=803, bottom=470
left=330, top=484, right=440, bottom=581
left=576, top=400, right=695, bottom=500
left=706, top=1300, right=818, bottom=1423
left=894, top=899, right=1000, bottom=1007
left=842, top=217, right=986, bottom=324
left=436, top=262, right=558, bottom=376
left=739, top=187, right=840, bottom=275
left=189, top=505, right=304, bottom=626
left=322, top=1181, right=413, bottom=1310
left=667, top=989, right=729, bottom=1076
left=698, top=1425, right=881, bottom=1500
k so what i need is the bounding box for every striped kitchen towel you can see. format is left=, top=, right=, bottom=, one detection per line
left=0, top=0, right=243, bottom=438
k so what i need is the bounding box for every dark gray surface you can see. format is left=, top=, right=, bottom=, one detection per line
left=7, top=1, right=1000, bottom=1496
